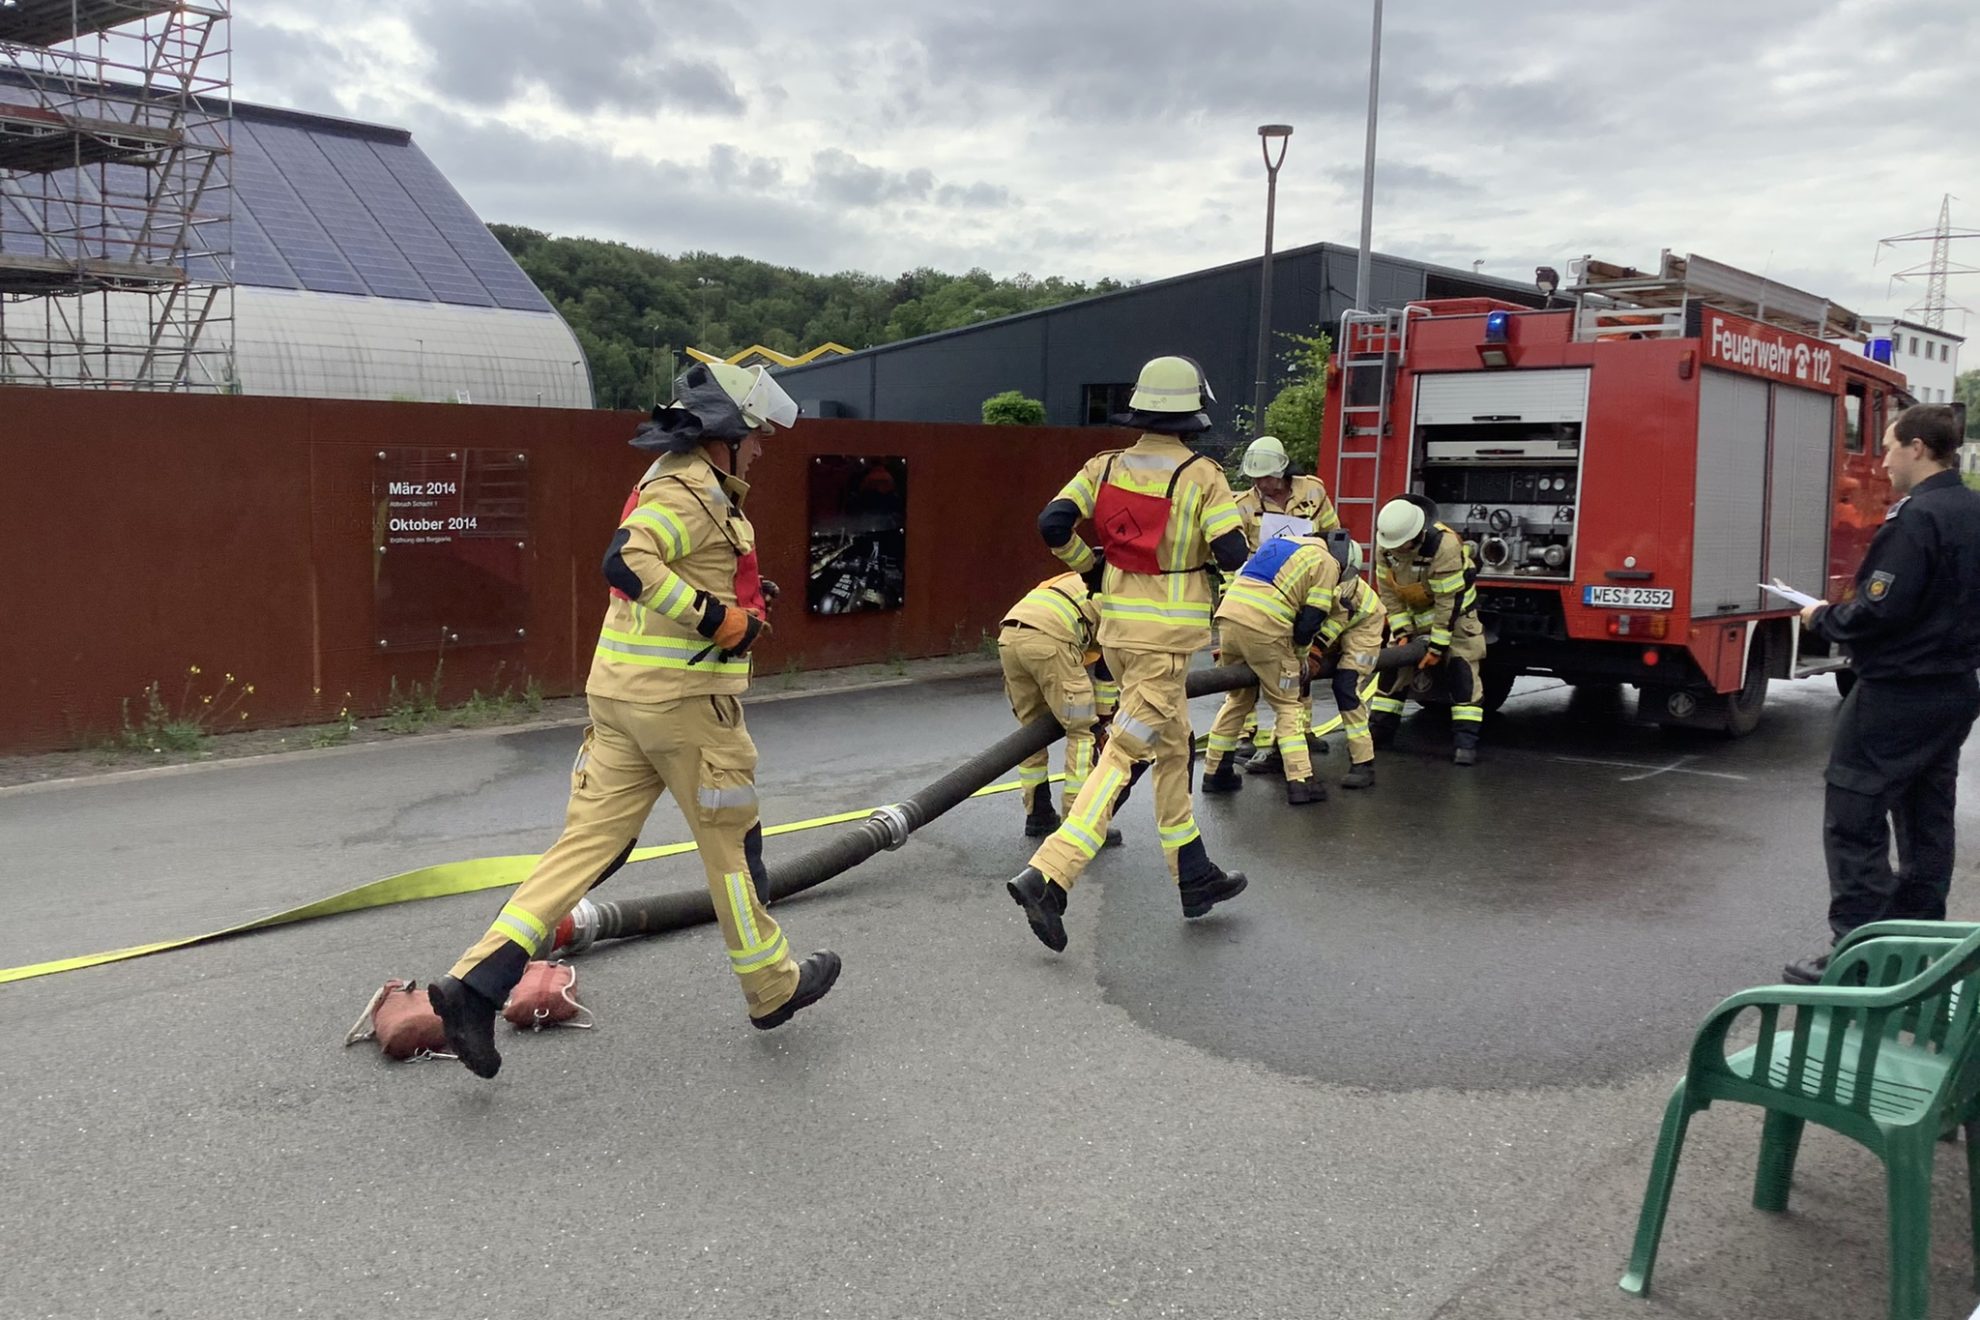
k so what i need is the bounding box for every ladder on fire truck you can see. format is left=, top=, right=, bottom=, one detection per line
left=1331, top=305, right=1425, bottom=549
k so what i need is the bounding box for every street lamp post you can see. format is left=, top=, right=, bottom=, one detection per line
left=1251, top=123, right=1293, bottom=436
left=1352, top=0, right=1385, bottom=311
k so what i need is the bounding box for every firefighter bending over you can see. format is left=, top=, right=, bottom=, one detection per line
left=1005, top=356, right=1253, bottom=952
left=997, top=566, right=1123, bottom=847
left=1202, top=532, right=1354, bottom=805
left=1305, top=538, right=1384, bottom=789
left=428, top=363, right=840, bottom=1078
left=1369, top=496, right=1487, bottom=766
left=1229, top=435, right=1340, bottom=772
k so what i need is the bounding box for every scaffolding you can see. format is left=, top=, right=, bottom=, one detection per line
left=0, top=0, right=232, bottom=391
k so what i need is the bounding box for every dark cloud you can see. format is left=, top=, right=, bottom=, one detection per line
left=811, top=149, right=933, bottom=207
left=708, top=144, right=784, bottom=192
left=233, top=18, right=359, bottom=114
left=403, top=0, right=745, bottom=118
left=407, top=112, right=866, bottom=272
left=938, top=181, right=1014, bottom=210
left=807, top=149, right=1010, bottom=212
left=1321, top=161, right=1475, bottom=197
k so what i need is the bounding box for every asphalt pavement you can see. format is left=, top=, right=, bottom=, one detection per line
left=5, top=671, right=1980, bottom=1319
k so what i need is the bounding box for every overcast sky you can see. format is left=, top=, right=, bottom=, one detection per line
left=237, top=0, right=1978, bottom=326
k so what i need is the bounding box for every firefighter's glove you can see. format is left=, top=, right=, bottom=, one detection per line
left=760, top=579, right=781, bottom=612
left=714, top=609, right=768, bottom=659
left=1081, top=548, right=1107, bottom=595
left=1418, top=644, right=1446, bottom=670
left=694, top=594, right=769, bottom=660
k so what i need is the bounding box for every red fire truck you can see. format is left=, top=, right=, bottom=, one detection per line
left=1320, top=252, right=1914, bottom=735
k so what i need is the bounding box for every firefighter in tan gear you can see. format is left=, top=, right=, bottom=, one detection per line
left=1233, top=435, right=1341, bottom=547
left=1201, top=533, right=1347, bottom=805
left=1005, top=355, right=1254, bottom=952
left=428, top=362, right=840, bottom=1078
left=1306, top=538, right=1384, bottom=789
left=998, top=567, right=1121, bottom=847
left=1369, top=497, right=1486, bottom=765
left=1231, top=435, right=1339, bottom=773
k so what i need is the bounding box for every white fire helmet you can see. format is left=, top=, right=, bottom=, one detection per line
left=1241, top=436, right=1290, bottom=479
left=708, top=361, right=799, bottom=431
left=1127, top=355, right=1214, bottom=414
left=1375, top=497, right=1426, bottom=550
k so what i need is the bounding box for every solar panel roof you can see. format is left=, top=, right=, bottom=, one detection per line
left=0, top=82, right=552, bottom=313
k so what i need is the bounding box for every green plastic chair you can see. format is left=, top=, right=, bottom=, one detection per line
left=1620, top=922, right=1980, bottom=1320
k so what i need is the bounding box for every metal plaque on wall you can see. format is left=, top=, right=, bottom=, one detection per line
left=372, top=448, right=529, bottom=650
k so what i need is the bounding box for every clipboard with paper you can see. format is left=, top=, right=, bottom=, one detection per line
left=1259, top=512, right=1309, bottom=543
left=1760, top=578, right=1821, bottom=609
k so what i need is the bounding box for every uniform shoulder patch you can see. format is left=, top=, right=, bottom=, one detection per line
left=1867, top=569, right=1895, bottom=600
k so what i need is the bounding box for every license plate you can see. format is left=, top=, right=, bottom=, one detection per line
left=1583, top=585, right=1673, bottom=610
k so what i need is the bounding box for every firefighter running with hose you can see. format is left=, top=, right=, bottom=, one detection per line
left=997, top=566, right=1122, bottom=847
left=1230, top=435, right=1340, bottom=772
left=1201, top=531, right=1353, bottom=805
left=1305, top=537, right=1384, bottom=789
left=1005, top=355, right=1253, bottom=952
left=428, top=362, right=840, bottom=1078
left=1369, top=496, right=1487, bottom=765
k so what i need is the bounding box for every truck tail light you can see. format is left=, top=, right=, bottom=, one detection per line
left=1642, top=648, right=1661, bottom=667
left=1606, top=614, right=1671, bottom=639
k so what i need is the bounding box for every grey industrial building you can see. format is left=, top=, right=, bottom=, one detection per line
left=773, top=241, right=1545, bottom=443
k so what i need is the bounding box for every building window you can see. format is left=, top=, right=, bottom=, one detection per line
left=1910, top=335, right=1920, bottom=356
left=1082, top=383, right=1135, bottom=425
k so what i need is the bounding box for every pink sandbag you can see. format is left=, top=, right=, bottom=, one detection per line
left=502, top=960, right=594, bottom=1031
left=343, top=978, right=451, bottom=1060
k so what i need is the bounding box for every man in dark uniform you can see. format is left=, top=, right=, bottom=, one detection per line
left=1784, top=404, right=1980, bottom=983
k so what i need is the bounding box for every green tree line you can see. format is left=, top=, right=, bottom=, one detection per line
left=490, top=224, right=1131, bottom=409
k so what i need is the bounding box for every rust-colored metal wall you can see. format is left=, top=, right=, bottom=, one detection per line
left=1, top=386, right=1112, bottom=753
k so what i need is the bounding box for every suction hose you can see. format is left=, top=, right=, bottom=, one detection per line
left=552, top=642, right=1428, bottom=954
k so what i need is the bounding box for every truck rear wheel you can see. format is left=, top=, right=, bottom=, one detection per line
left=1720, top=643, right=1769, bottom=737
left=1481, top=664, right=1516, bottom=713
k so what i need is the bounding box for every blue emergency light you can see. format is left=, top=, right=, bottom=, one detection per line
left=1478, top=310, right=1515, bottom=367
left=1868, top=337, right=1894, bottom=364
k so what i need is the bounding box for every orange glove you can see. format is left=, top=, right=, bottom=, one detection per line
left=711, top=607, right=768, bottom=657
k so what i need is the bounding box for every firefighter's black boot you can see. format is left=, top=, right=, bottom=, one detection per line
left=1023, top=794, right=1061, bottom=838
left=1102, top=826, right=1124, bottom=848
left=1007, top=867, right=1069, bottom=952
left=428, top=976, right=502, bottom=1079
left=1176, top=840, right=1247, bottom=919
left=1285, top=777, right=1327, bottom=806
left=1307, top=732, right=1329, bottom=759
left=1201, top=758, right=1244, bottom=794
left=1341, top=761, right=1376, bottom=790
left=751, top=951, right=842, bottom=1030
left=1369, top=713, right=1400, bottom=750
left=1245, top=746, right=1285, bottom=776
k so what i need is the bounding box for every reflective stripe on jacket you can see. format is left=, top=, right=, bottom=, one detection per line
left=1236, top=474, right=1341, bottom=551
left=1216, top=535, right=1340, bottom=635
left=1376, top=523, right=1476, bottom=648
left=1004, top=572, right=1101, bottom=649
left=588, top=452, right=757, bottom=701
left=1053, top=434, right=1242, bottom=654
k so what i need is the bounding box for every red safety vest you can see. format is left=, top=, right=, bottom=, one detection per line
left=1093, top=452, right=1210, bottom=575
